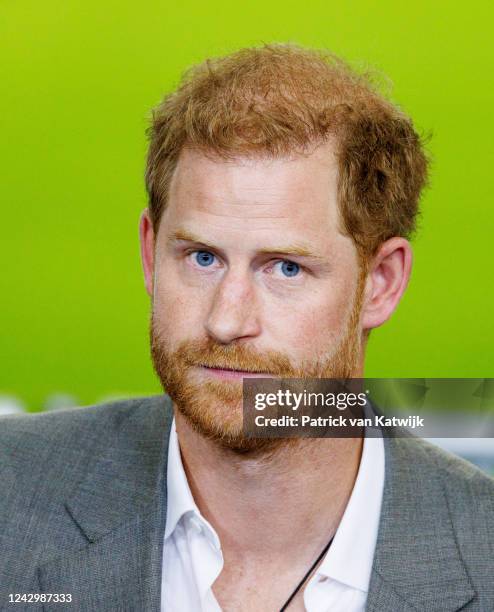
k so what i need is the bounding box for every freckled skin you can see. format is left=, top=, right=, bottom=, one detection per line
left=140, top=142, right=412, bottom=448
left=152, top=144, right=361, bottom=369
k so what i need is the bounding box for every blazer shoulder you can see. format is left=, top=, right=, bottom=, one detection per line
left=0, top=395, right=172, bottom=598
left=0, top=394, right=170, bottom=469
left=0, top=394, right=172, bottom=531
left=402, top=437, right=494, bottom=554
left=415, top=436, right=494, bottom=493
left=386, top=435, right=494, bottom=537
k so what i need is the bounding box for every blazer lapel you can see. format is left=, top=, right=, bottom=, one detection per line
left=366, top=434, right=476, bottom=612
left=37, top=395, right=173, bottom=611
left=365, top=571, right=418, bottom=612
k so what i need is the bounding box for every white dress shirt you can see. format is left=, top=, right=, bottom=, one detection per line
left=161, top=421, right=385, bottom=612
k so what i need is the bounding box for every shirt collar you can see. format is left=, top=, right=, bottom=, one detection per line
left=164, top=419, right=198, bottom=539
left=316, top=432, right=385, bottom=592
left=165, top=419, right=221, bottom=551
left=165, top=416, right=385, bottom=594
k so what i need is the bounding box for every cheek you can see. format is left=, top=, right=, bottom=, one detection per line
left=153, top=275, right=201, bottom=341
left=264, top=288, right=350, bottom=357
left=296, top=306, right=346, bottom=353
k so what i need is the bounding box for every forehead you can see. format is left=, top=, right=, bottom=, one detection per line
left=159, top=144, right=355, bottom=261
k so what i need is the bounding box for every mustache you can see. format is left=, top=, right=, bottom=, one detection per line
left=167, top=337, right=296, bottom=376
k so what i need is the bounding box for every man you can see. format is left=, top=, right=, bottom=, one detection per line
left=0, top=44, right=493, bottom=611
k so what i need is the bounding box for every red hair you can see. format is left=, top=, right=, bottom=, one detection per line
left=145, top=44, right=429, bottom=261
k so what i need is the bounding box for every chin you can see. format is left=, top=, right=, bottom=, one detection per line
left=171, top=383, right=291, bottom=456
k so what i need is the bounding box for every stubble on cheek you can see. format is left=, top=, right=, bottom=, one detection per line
left=149, top=267, right=366, bottom=453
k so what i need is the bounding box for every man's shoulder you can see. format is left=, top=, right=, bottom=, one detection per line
left=418, top=437, right=494, bottom=535
left=371, top=435, right=494, bottom=609
left=0, top=395, right=173, bottom=599
left=0, top=396, right=137, bottom=436
left=0, top=394, right=161, bottom=436
left=398, top=435, right=494, bottom=496
left=0, top=394, right=171, bottom=478
left=386, top=435, right=494, bottom=573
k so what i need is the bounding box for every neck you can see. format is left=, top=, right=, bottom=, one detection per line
left=174, top=408, right=363, bottom=561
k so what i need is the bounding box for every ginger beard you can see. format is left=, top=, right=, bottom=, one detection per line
left=150, top=270, right=366, bottom=454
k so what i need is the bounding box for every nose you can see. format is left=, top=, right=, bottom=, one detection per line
left=204, top=271, right=261, bottom=344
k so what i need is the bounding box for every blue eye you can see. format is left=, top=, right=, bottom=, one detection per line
left=194, top=251, right=215, bottom=266
left=280, top=261, right=300, bottom=277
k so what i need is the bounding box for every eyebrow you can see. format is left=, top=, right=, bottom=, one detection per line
left=167, top=228, right=325, bottom=261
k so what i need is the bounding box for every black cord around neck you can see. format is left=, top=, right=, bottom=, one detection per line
left=278, top=535, right=334, bottom=612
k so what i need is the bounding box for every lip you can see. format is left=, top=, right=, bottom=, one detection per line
left=197, top=365, right=275, bottom=380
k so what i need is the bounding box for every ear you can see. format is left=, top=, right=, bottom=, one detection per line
left=139, top=208, right=155, bottom=298
left=361, top=237, right=413, bottom=331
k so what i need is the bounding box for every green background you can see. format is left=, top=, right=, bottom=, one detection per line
left=1, top=0, right=493, bottom=411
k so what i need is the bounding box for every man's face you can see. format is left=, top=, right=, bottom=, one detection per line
left=147, top=143, right=367, bottom=452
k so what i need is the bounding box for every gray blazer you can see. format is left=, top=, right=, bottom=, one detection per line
left=0, top=395, right=493, bottom=611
